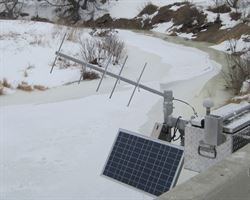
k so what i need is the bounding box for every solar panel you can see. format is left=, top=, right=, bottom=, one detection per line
left=102, top=129, right=184, bottom=196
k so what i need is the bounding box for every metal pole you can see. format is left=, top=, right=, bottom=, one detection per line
left=50, top=33, right=67, bottom=74
left=163, top=90, right=174, bottom=142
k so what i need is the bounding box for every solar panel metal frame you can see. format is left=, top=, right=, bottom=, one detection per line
left=101, top=128, right=184, bottom=196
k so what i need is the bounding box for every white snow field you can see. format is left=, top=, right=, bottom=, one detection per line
left=1, top=20, right=221, bottom=199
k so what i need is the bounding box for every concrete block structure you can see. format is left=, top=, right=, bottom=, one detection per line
left=156, top=144, right=250, bottom=200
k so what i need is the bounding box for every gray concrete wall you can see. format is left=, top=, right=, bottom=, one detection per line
left=156, top=144, right=250, bottom=200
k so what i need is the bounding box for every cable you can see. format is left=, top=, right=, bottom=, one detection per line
left=173, top=98, right=198, bottom=117
left=171, top=116, right=182, bottom=141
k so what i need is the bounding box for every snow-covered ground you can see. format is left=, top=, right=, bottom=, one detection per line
left=1, top=0, right=249, bottom=198
left=0, top=20, right=80, bottom=90
left=0, top=19, right=224, bottom=199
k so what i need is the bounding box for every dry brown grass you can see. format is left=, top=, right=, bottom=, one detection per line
left=17, top=82, right=33, bottom=92
left=51, top=24, right=63, bottom=39
left=196, top=23, right=250, bottom=43
left=0, top=82, right=3, bottom=95
left=29, top=36, right=43, bottom=46
left=67, top=27, right=80, bottom=42
left=0, top=88, right=3, bottom=95
left=2, top=78, right=12, bottom=88
left=34, top=85, right=48, bottom=91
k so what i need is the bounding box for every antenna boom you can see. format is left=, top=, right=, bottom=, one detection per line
left=56, top=51, right=164, bottom=98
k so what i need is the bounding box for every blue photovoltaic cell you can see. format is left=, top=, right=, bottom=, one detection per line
left=102, top=129, right=184, bottom=196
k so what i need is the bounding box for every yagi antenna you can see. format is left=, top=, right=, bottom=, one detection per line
left=50, top=33, right=67, bottom=74
left=52, top=51, right=198, bottom=116
left=52, top=50, right=199, bottom=144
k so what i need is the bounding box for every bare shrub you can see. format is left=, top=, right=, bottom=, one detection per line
left=80, top=33, right=125, bottom=65
left=82, top=71, right=99, bottom=80
left=0, top=0, right=23, bottom=19
left=138, top=2, right=158, bottom=16
left=223, top=39, right=250, bottom=94
left=208, top=3, right=231, bottom=13
left=102, top=35, right=125, bottom=64
left=230, top=11, right=241, bottom=21
left=44, top=0, right=107, bottom=23
left=80, top=37, right=102, bottom=64
left=238, top=0, right=250, bottom=21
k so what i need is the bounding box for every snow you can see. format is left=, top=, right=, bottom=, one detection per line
left=176, top=32, right=196, bottom=40
left=1, top=87, right=160, bottom=200
left=0, top=19, right=223, bottom=199
left=152, top=21, right=174, bottom=34
left=0, top=20, right=80, bottom=89
left=118, top=30, right=219, bottom=84
left=109, top=0, right=176, bottom=19
left=211, top=35, right=250, bottom=54
left=219, top=13, right=241, bottom=30
left=0, top=20, right=122, bottom=91
left=169, top=4, right=185, bottom=11
left=0, top=0, right=249, bottom=198
left=204, top=10, right=242, bottom=30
